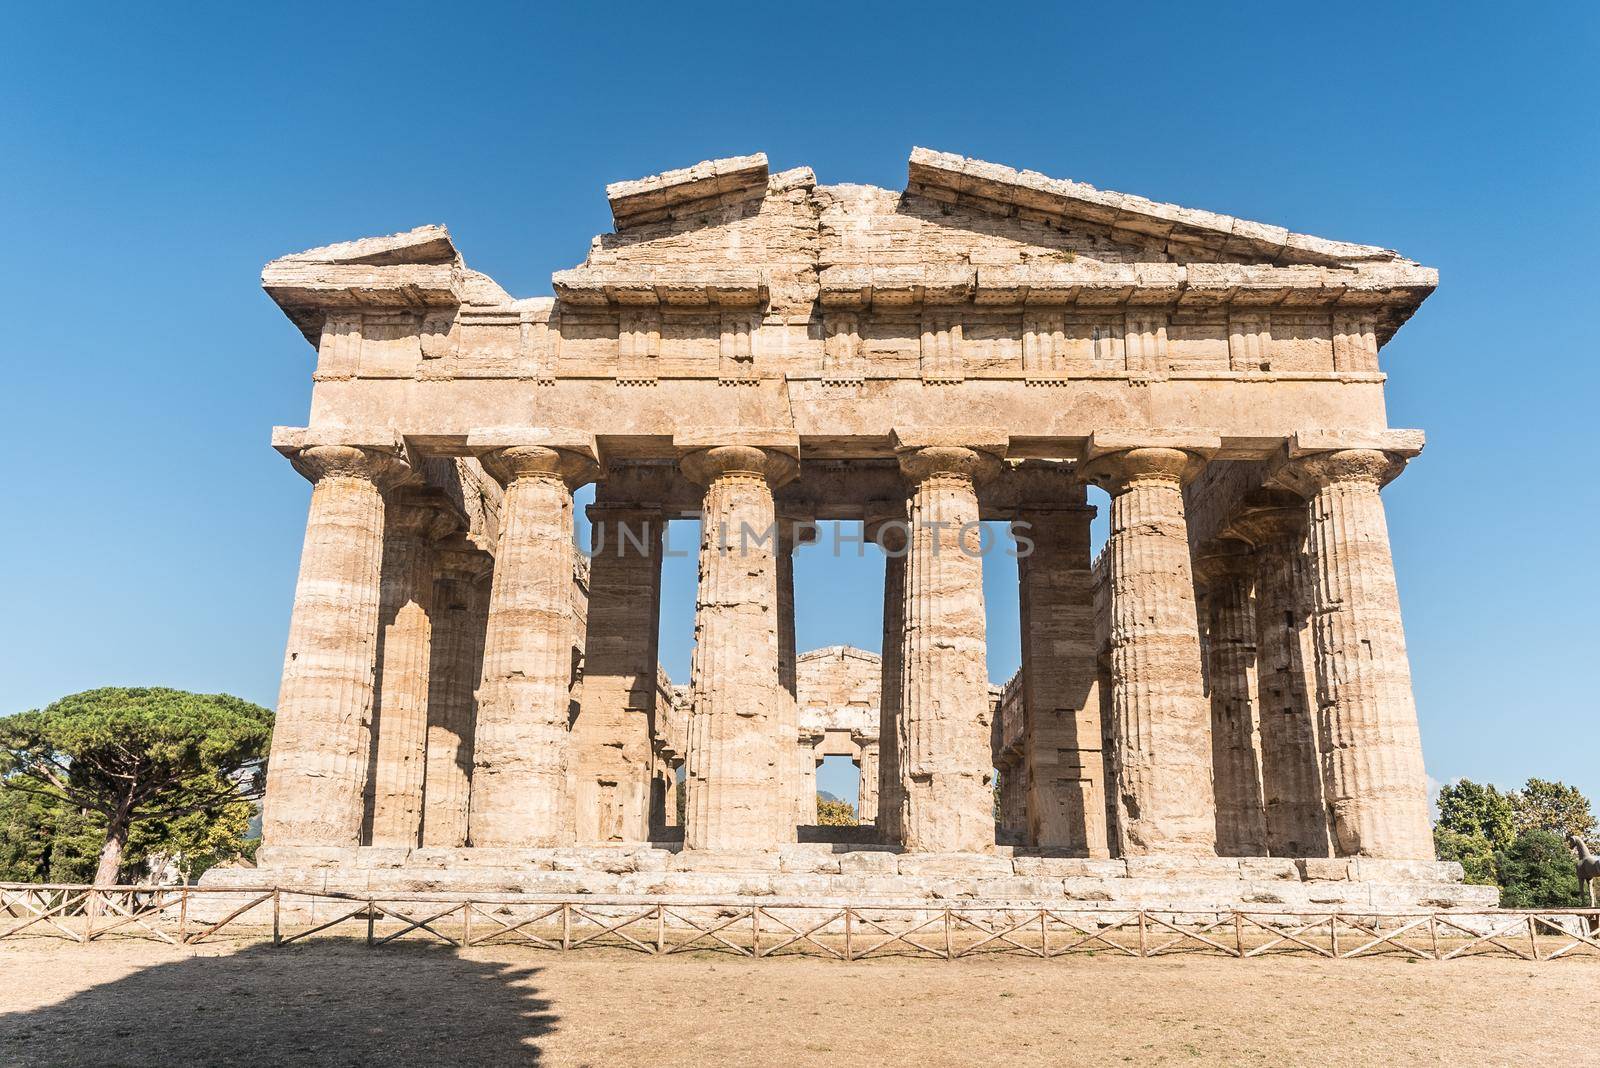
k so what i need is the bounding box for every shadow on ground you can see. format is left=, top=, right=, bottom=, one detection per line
left=0, top=940, right=555, bottom=1067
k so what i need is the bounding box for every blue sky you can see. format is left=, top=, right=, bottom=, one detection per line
left=3, top=3, right=1596, bottom=808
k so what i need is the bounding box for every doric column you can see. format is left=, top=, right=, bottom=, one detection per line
left=263, top=441, right=409, bottom=847
left=894, top=438, right=1003, bottom=853
left=1195, top=543, right=1268, bottom=856
left=367, top=488, right=462, bottom=847
left=467, top=437, right=600, bottom=847
left=680, top=442, right=798, bottom=850
left=1275, top=441, right=1432, bottom=858
left=573, top=497, right=664, bottom=843
left=775, top=510, right=816, bottom=840
left=866, top=504, right=909, bottom=845
left=857, top=740, right=880, bottom=823
left=1014, top=468, right=1108, bottom=857
left=1082, top=433, right=1219, bottom=856
left=421, top=539, right=492, bottom=849
left=1227, top=501, right=1330, bottom=857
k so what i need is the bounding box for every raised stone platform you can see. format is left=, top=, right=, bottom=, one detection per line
left=202, top=846, right=1496, bottom=914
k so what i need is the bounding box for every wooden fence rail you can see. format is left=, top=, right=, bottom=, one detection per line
left=3, top=884, right=1599, bottom=962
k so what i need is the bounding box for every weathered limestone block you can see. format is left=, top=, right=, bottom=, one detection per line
left=1082, top=435, right=1219, bottom=856
left=468, top=441, right=599, bottom=847
left=573, top=500, right=665, bottom=843
left=367, top=489, right=461, bottom=847
left=1195, top=543, right=1268, bottom=856
left=866, top=505, right=909, bottom=844
left=1277, top=447, right=1433, bottom=858
left=1014, top=479, right=1108, bottom=857
left=421, top=541, right=492, bottom=848
left=1227, top=501, right=1331, bottom=857
left=681, top=444, right=798, bottom=850
left=263, top=443, right=409, bottom=847
left=895, top=441, right=1002, bottom=853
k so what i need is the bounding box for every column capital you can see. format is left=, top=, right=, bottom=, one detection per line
left=476, top=445, right=600, bottom=490
left=895, top=445, right=1003, bottom=485
left=1193, top=537, right=1255, bottom=587
left=679, top=444, right=799, bottom=488
left=1271, top=448, right=1411, bottom=495
left=865, top=498, right=910, bottom=553
left=285, top=444, right=411, bottom=490
left=386, top=485, right=466, bottom=542
left=1080, top=430, right=1219, bottom=494
left=1266, top=428, right=1424, bottom=496
left=1222, top=490, right=1306, bottom=548
left=434, top=534, right=494, bottom=583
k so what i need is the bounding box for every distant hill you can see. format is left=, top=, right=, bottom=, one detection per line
left=817, top=790, right=842, bottom=804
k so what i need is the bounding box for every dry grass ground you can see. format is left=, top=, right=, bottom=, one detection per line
left=0, top=936, right=1594, bottom=1066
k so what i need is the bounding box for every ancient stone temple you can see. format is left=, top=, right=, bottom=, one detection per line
left=216, top=149, right=1492, bottom=909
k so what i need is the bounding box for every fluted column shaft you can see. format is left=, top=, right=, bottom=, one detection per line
left=574, top=503, right=664, bottom=843
left=1291, top=450, right=1432, bottom=858
left=421, top=546, right=491, bottom=848
left=468, top=446, right=595, bottom=847
left=366, top=494, right=458, bottom=846
left=869, top=514, right=908, bottom=844
left=682, top=446, right=795, bottom=850
left=1200, top=551, right=1267, bottom=855
left=1236, top=508, right=1331, bottom=857
left=858, top=743, right=880, bottom=823
left=1016, top=497, right=1108, bottom=857
left=896, top=446, right=999, bottom=853
left=775, top=515, right=812, bottom=840
left=263, top=445, right=408, bottom=847
left=1087, top=447, right=1216, bottom=856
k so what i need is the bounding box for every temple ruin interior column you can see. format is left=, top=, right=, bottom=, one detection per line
left=263, top=442, right=409, bottom=847
left=1083, top=435, right=1219, bottom=856
left=1227, top=499, right=1331, bottom=857
left=421, top=538, right=492, bottom=849
left=775, top=511, right=815, bottom=839
left=1014, top=476, right=1108, bottom=857
left=866, top=505, right=908, bottom=845
left=895, top=439, right=1001, bottom=853
left=1278, top=446, right=1433, bottom=858
left=857, top=740, right=880, bottom=823
left=573, top=497, right=664, bottom=843
left=680, top=443, right=797, bottom=850
left=367, top=487, right=462, bottom=847
left=1195, top=542, right=1268, bottom=856
left=467, top=440, right=599, bottom=848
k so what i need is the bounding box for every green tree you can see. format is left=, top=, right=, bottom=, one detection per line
left=816, top=797, right=857, bottom=826
left=1495, top=828, right=1585, bottom=909
left=1508, top=778, right=1597, bottom=839
left=0, top=786, right=100, bottom=882
left=0, top=688, right=272, bottom=885
left=1433, top=826, right=1498, bottom=886
left=1435, top=779, right=1515, bottom=849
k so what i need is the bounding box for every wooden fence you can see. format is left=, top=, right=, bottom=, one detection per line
left=4, top=883, right=1599, bottom=962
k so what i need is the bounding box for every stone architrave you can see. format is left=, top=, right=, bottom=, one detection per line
left=262, top=436, right=409, bottom=847
left=1013, top=470, right=1108, bottom=857
left=893, top=430, right=1005, bottom=854
left=466, top=431, right=600, bottom=848
left=573, top=499, right=665, bottom=843
left=679, top=438, right=798, bottom=851
left=866, top=502, right=909, bottom=845
left=1082, top=431, right=1220, bottom=856
left=1227, top=500, right=1331, bottom=857
left=1195, top=542, right=1268, bottom=856
left=1273, top=434, right=1432, bottom=859
left=421, top=539, right=492, bottom=849
left=367, top=487, right=462, bottom=847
